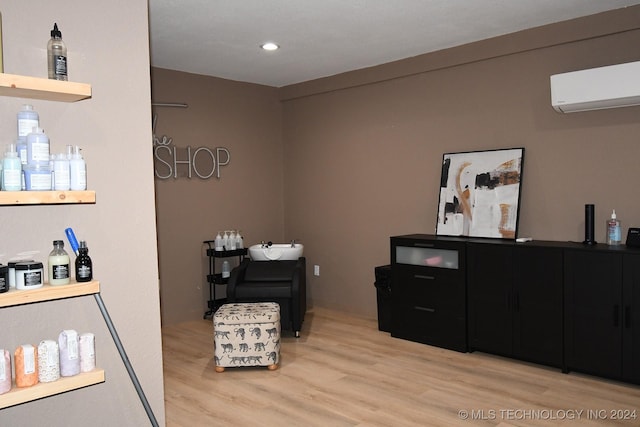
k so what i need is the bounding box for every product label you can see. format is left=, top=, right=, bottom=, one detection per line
left=29, top=172, right=52, bottom=190
left=18, top=119, right=38, bottom=138
left=18, top=146, right=27, bottom=164
left=55, top=56, right=67, bottom=76
left=24, top=271, right=42, bottom=287
left=53, top=161, right=71, bottom=190
left=65, top=331, right=79, bottom=360
left=30, top=142, right=49, bottom=162
left=23, top=345, right=35, bottom=374
left=52, top=264, right=70, bottom=280
left=2, top=169, right=21, bottom=190
left=0, top=276, right=7, bottom=292
left=78, top=265, right=92, bottom=279
left=45, top=341, right=58, bottom=365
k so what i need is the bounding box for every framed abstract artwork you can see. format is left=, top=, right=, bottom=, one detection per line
left=436, top=148, right=524, bottom=239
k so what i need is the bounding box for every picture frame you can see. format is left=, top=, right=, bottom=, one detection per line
left=436, top=147, right=524, bottom=239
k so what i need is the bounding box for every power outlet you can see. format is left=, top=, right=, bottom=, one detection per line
left=313, top=265, right=320, bottom=276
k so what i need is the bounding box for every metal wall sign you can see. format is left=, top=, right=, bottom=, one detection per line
left=152, top=114, right=230, bottom=180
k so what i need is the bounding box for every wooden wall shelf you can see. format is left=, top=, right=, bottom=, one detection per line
left=0, top=369, right=105, bottom=409
left=0, top=281, right=100, bottom=308
left=0, top=191, right=95, bottom=206
left=0, top=73, right=91, bottom=102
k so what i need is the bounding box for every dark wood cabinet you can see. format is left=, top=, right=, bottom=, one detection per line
left=467, top=242, right=563, bottom=367
left=390, top=234, right=640, bottom=385
left=564, top=248, right=640, bottom=383
left=623, top=254, right=640, bottom=383
left=390, top=235, right=467, bottom=352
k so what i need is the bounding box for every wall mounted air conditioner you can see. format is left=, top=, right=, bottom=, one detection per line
left=550, top=61, right=640, bottom=113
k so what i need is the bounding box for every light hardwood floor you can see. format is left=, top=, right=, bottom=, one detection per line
left=162, top=307, right=640, bottom=426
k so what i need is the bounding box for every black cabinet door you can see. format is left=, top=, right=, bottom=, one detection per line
left=623, top=254, right=640, bottom=383
left=467, top=243, right=513, bottom=356
left=513, top=246, right=563, bottom=367
left=564, top=250, right=623, bottom=379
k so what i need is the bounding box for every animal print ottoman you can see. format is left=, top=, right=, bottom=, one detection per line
left=213, top=302, right=281, bottom=372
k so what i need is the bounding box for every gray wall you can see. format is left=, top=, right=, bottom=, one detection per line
left=1, top=2, right=164, bottom=425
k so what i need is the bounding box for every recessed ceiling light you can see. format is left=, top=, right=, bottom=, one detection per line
left=261, top=42, right=279, bottom=51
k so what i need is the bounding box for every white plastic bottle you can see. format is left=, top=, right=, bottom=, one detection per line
left=69, top=145, right=87, bottom=190
left=17, top=105, right=39, bottom=141
left=606, top=210, right=622, bottom=245
left=214, top=232, right=223, bottom=251
left=236, top=230, right=244, bottom=249
left=53, top=152, right=71, bottom=190
left=2, top=143, right=21, bottom=191
left=222, top=231, right=229, bottom=250
left=48, top=240, right=70, bottom=285
left=26, top=127, right=50, bottom=164
left=229, top=230, right=237, bottom=250
left=47, top=23, right=67, bottom=81
left=221, top=260, right=231, bottom=278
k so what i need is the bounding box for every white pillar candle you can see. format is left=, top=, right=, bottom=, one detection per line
left=38, top=340, right=60, bottom=383
left=58, top=330, right=80, bottom=377
left=79, top=333, right=95, bottom=372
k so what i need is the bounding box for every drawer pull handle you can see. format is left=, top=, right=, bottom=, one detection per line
left=414, top=306, right=435, bottom=313
left=414, top=274, right=435, bottom=280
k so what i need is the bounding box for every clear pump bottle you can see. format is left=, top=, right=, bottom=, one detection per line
left=48, top=240, right=70, bottom=285
left=606, top=210, right=622, bottom=245
left=47, top=23, right=67, bottom=81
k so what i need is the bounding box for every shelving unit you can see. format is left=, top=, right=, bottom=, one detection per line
left=0, top=281, right=104, bottom=408
left=0, top=281, right=100, bottom=308
left=0, top=190, right=95, bottom=206
left=0, top=369, right=105, bottom=410
left=0, top=75, right=105, bottom=411
left=0, top=71, right=158, bottom=425
left=0, top=73, right=91, bottom=102
left=202, top=241, right=247, bottom=318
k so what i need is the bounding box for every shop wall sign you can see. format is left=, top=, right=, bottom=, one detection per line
left=152, top=114, right=231, bottom=180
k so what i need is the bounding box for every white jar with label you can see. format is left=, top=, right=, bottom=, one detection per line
left=15, top=262, right=44, bottom=290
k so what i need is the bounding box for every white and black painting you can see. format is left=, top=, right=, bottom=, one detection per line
left=436, top=148, right=524, bottom=239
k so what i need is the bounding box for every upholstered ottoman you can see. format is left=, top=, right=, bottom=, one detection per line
left=213, top=302, right=281, bottom=372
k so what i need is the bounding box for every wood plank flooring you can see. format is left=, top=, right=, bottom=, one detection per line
left=162, top=307, right=640, bottom=426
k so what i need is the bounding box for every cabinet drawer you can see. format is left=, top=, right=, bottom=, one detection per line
left=393, top=265, right=464, bottom=302
left=395, top=245, right=460, bottom=270
left=391, top=301, right=467, bottom=352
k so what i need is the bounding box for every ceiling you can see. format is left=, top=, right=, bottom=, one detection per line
left=148, top=0, right=640, bottom=88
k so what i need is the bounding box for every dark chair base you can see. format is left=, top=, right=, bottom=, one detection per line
left=227, top=257, right=306, bottom=337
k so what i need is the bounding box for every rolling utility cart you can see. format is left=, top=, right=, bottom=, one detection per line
left=203, top=240, right=247, bottom=318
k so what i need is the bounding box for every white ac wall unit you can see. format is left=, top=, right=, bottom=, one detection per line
left=550, top=61, right=640, bottom=113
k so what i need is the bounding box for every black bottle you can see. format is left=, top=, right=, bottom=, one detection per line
left=75, top=241, right=93, bottom=282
